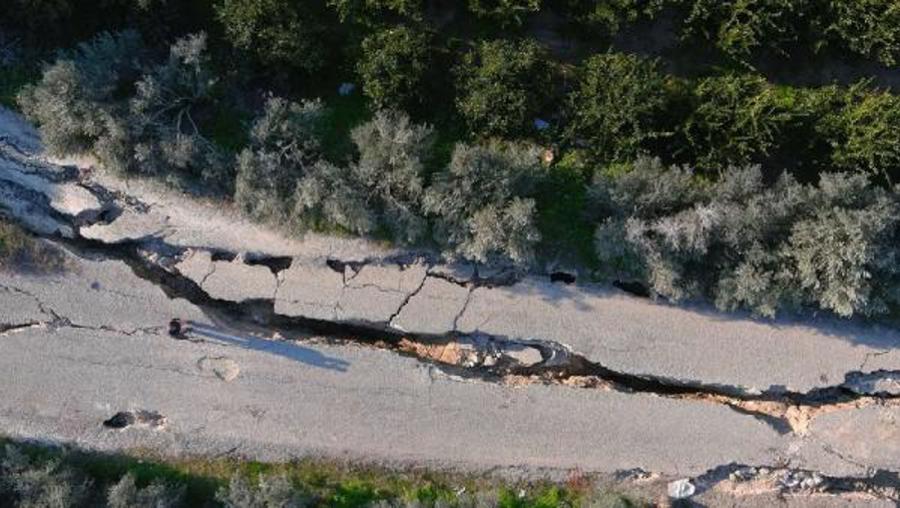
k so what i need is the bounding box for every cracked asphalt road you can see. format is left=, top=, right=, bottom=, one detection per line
left=2, top=107, right=900, bottom=503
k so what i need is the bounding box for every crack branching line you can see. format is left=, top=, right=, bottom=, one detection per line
left=387, top=272, right=429, bottom=327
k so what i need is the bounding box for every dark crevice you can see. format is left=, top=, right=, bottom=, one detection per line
left=550, top=271, right=576, bottom=284
left=612, top=280, right=651, bottom=298
left=244, top=254, right=293, bottom=275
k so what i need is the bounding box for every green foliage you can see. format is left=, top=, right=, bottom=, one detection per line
left=683, top=73, right=794, bottom=172
left=357, top=26, right=431, bottom=111
left=122, top=32, right=228, bottom=184
left=564, top=0, right=664, bottom=34
left=680, top=0, right=809, bottom=62
left=564, top=53, right=667, bottom=162
left=292, top=110, right=432, bottom=240
left=824, top=0, right=900, bottom=66
left=425, top=142, right=545, bottom=266
left=455, top=39, right=551, bottom=138
left=216, top=473, right=313, bottom=508
left=215, top=0, right=333, bottom=74
left=816, top=82, right=900, bottom=184
left=329, top=0, right=423, bottom=24
left=591, top=157, right=900, bottom=317
left=467, top=0, right=542, bottom=27
left=0, top=444, right=90, bottom=508
left=106, top=473, right=185, bottom=508
left=17, top=30, right=145, bottom=158
left=235, top=96, right=325, bottom=223
left=347, top=110, right=433, bottom=242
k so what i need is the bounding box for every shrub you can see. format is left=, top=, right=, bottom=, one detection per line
left=17, top=30, right=145, bottom=158
left=292, top=110, right=432, bottom=240
left=591, top=157, right=900, bottom=317
left=0, top=444, right=90, bottom=508
left=424, top=142, right=545, bottom=266
left=824, top=0, right=900, bottom=67
left=816, top=82, right=900, bottom=184
left=564, top=0, right=665, bottom=34
left=455, top=39, right=551, bottom=138
left=467, top=0, right=542, bottom=27
left=107, top=472, right=185, bottom=508
left=564, top=53, right=667, bottom=162
left=123, top=32, right=228, bottom=184
left=216, top=473, right=313, bottom=508
left=235, top=97, right=325, bottom=223
left=682, top=73, right=794, bottom=172
left=357, top=26, right=431, bottom=110
left=215, top=0, right=333, bottom=74
left=329, top=0, right=423, bottom=24
left=680, top=0, right=810, bottom=62
left=347, top=110, right=433, bottom=242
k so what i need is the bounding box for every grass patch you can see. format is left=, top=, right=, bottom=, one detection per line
left=535, top=151, right=598, bottom=270
left=0, top=218, right=67, bottom=274
left=0, top=437, right=644, bottom=507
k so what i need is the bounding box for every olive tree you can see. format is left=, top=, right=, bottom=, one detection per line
left=216, top=0, right=333, bottom=73
left=680, top=0, right=810, bottom=62
left=591, top=157, right=900, bottom=317
left=816, top=82, right=900, bottom=184
left=424, top=142, right=545, bottom=266
left=235, top=96, right=325, bottom=223
left=564, top=53, right=667, bottom=162
left=467, top=0, right=542, bottom=27
left=124, top=32, right=227, bottom=184
left=17, top=30, right=145, bottom=157
left=357, top=26, right=431, bottom=110
left=291, top=110, right=432, bottom=240
left=455, top=39, right=551, bottom=137
left=824, top=0, right=900, bottom=66
left=683, top=73, right=793, bottom=172
left=564, top=0, right=664, bottom=34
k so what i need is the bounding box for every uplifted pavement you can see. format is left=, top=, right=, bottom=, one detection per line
left=2, top=107, right=900, bottom=504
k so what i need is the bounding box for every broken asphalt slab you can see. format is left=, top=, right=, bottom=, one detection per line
left=0, top=325, right=788, bottom=477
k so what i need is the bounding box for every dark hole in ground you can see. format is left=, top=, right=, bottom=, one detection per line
left=613, top=280, right=650, bottom=298
left=245, top=255, right=293, bottom=274
left=103, top=412, right=135, bottom=429
left=210, top=251, right=237, bottom=262
left=550, top=272, right=576, bottom=284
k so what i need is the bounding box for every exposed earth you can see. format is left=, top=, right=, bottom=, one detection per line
left=1, top=107, right=899, bottom=506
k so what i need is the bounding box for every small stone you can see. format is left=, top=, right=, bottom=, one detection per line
left=338, top=82, right=355, bottom=95
left=533, top=118, right=550, bottom=130
left=667, top=479, right=695, bottom=499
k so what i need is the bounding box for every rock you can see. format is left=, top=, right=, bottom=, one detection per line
left=198, top=356, right=241, bottom=382
left=843, top=371, right=900, bottom=396
left=175, top=249, right=214, bottom=283
left=533, top=118, right=550, bottom=130
left=667, top=479, right=695, bottom=499
left=501, top=343, right=544, bottom=367
left=338, top=82, right=355, bottom=95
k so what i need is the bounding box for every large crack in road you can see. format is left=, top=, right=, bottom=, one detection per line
left=2, top=129, right=900, bottom=502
